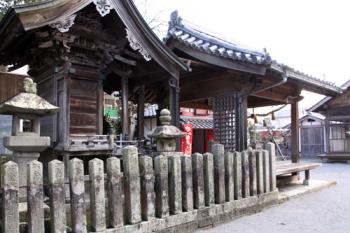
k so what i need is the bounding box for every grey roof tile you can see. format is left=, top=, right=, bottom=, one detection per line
left=165, top=11, right=271, bottom=65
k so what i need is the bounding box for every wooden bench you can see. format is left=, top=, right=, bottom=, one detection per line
left=276, top=163, right=321, bottom=185
left=318, top=154, right=350, bottom=162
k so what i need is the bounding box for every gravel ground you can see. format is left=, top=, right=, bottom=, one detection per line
left=198, top=159, right=350, bottom=233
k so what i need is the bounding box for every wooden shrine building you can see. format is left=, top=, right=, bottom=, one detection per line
left=0, top=2, right=343, bottom=166
left=0, top=0, right=189, bottom=161
left=309, top=81, right=350, bottom=160
left=165, top=11, right=342, bottom=161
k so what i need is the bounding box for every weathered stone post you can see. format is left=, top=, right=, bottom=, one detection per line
left=262, top=150, right=270, bottom=193
left=69, top=158, right=87, bottom=233
left=265, top=142, right=277, bottom=191
left=241, top=151, right=250, bottom=198
left=168, top=154, right=182, bottom=214
left=248, top=150, right=257, bottom=196
left=192, top=153, right=205, bottom=209
left=27, top=161, right=44, bottom=233
left=255, top=150, right=264, bottom=195
left=89, top=158, right=106, bottom=231
left=139, top=156, right=155, bottom=220
left=1, top=161, right=19, bottom=233
left=181, top=156, right=193, bottom=211
left=0, top=77, right=59, bottom=199
left=154, top=155, right=169, bottom=218
left=122, top=146, right=142, bottom=224
left=106, top=157, right=124, bottom=227
left=203, top=152, right=215, bottom=206
left=211, top=143, right=225, bottom=204
left=233, top=152, right=242, bottom=200
left=48, top=160, right=66, bottom=233
left=225, top=151, right=234, bottom=202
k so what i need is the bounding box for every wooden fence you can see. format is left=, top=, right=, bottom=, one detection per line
left=1, top=143, right=277, bottom=233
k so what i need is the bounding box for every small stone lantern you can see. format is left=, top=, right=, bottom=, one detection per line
left=0, top=77, right=59, bottom=193
left=148, top=109, right=185, bottom=156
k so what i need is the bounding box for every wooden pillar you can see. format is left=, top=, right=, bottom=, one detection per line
left=97, top=79, right=104, bottom=135
left=291, top=101, right=300, bottom=163
left=242, top=96, right=248, bottom=150
left=137, top=85, right=145, bottom=140
left=169, top=76, right=180, bottom=128
left=324, top=113, right=330, bottom=154
left=121, top=76, right=129, bottom=140
left=235, top=94, right=247, bottom=151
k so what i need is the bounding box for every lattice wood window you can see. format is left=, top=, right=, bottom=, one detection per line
left=213, top=95, right=236, bottom=150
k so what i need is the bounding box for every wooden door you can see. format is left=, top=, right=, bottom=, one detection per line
left=300, top=126, right=324, bottom=157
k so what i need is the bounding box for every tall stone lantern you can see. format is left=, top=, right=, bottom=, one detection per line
left=0, top=77, right=59, bottom=192
left=148, top=109, right=185, bottom=156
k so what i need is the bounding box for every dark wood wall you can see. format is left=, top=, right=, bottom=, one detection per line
left=35, top=63, right=103, bottom=150
left=69, top=74, right=103, bottom=135
left=0, top=72, right=26, bottom=103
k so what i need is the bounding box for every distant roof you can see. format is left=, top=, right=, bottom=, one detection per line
left=308, top=79, right=350, bottom=112
left=165, top=11, right=342, bottom=96
left=282, top=111, right=325, bottom=129
left=181, top=116, right=213, bottom=129
left=165, top=11, right=271, bottom=66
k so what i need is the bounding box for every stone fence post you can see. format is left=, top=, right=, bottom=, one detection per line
left=27, top=161, right=44, bottom=233
left=106, top=157, right=124, bottom=227
left=211, top=144, right=225, bottom=204
left=123, top=146, right=142, bottom=224
left=265, top=142, right=277, bottom=191
left=1, top=161, right=19, bottom=233
left=48, top=160, right=66, bottom=233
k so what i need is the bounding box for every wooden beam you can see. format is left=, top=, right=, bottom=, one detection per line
left=123, top=49, right=143, bottom=60
left=291, top=101, right=300, bottom=163
left=137, top=85, right=145, bottom=140
left=109, top=62, right=132, bottom=77
left=121, top=76, right=129, bottom=140
left=324, top=116, right=330, bottom=154
left=180, top=101, right=211, bottom=110
left=180, top=75, right=253, bottom=102
left=169, top=77, right=180, bottom=128
left=235, top=94, right=247, bottom=151
left=114, top=54, right=137, bottom=66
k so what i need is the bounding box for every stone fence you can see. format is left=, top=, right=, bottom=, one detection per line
left=1, top=143, right=277, bottom=233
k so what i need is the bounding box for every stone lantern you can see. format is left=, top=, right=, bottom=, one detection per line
left=148, top=109, right=185, bottom=156
left=0, top=77, right=59, bottom=192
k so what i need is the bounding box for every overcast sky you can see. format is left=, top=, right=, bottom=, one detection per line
left=135, top=0, right=350, bottom=111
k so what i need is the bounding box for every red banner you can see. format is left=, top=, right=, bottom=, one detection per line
left=181, top=124, right=193, bottom=156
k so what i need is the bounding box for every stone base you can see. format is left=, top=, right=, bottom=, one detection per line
left=103, top=191, right=278, bottom=233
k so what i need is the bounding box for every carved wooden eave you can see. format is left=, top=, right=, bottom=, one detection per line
left=0, top=0, right=189, bottom=78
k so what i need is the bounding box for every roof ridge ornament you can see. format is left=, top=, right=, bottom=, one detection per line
left=93, top=0, right=113, bottom=17
left=169, top=10, right=183, bottom=29
left=49, top=14, right=76, bottom=33
left=125, top=28, right=152, bottom=61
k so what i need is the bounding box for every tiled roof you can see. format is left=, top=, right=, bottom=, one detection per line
left=308, top=79, right=350, bottom=112
left=165, top=11, right=342, bottom=96
left=270, top=62, right=342, bottom=94
left=165, top=11, right=271, bottom=66
left=181, top=116, right=213, bottom=129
